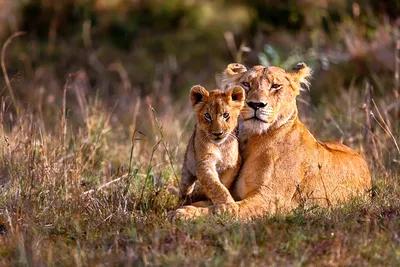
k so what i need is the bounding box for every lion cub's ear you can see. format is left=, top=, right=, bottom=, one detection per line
left=288, top=62, right=312, bottom=92
left=221, top=63, right=247, bottom=90
left=226, top=86, right=245, bottom=108
left=190, top=85, right=209, bottom=108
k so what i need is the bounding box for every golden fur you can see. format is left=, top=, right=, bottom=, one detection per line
left=171, top=63, right=371, bottom=220
left=179, top=85, right=245, bottom=207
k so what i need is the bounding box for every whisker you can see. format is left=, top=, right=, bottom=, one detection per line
left=228, top=132, right=239, bottom=141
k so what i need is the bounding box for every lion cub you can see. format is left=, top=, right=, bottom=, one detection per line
left=179, top=85, right=245, bottom=206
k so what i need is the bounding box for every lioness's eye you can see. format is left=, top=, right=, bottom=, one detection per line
left=204, top=113, right=212, bottom=121
left=271, top=84, right=282, bottom=91
left=241, top=82, right=250, bottom=88
left=223, top=113, right=230, bottom=120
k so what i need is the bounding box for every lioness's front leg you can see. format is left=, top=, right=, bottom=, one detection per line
left=179, top=190, right=291, bottom=220
left=168, top=205, right=211, bottom=220
left=196, top=159, right=235, bottom=206
left=169, top=191, right=283, bottom=221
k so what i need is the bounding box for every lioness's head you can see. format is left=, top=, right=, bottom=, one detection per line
left=190, top=85, right=245, bottom=144
left=221, top=63, right=312, bottom=134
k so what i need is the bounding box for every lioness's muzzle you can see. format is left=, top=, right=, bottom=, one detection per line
left=247, top=101, right=267, bottom=111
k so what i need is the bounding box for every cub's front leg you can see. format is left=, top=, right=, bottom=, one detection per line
left=219, top=155, right=241, bottom=190
left=196, top=159, right=235, bottom=205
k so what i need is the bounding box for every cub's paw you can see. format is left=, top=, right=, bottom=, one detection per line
left=215, top=202, right=239, bottom=217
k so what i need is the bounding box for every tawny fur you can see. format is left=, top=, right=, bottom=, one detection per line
left=172, top=63, right=371, bottom=220
left=179, top=85, right=245, bottom=207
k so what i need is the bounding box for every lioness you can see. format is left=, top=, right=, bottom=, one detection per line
left=172, top=63, right=371, bottom=220
left=179, top=85, right=245, bottom=207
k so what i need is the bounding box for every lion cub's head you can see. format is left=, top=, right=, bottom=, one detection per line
left=221, top=63, right=312, bottom=134
left=190, top=85, right=245, bottom=144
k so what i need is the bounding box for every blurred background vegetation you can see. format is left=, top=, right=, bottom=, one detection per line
left=0, top=0, right=399, bottom=112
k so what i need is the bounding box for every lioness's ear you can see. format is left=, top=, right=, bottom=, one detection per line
left=226, top=86, right=245, bottom=102
left=221, top=63, right=247, bottom=90
left=190, top=85, right=209, bottom=107
left=288, top=62, right=312, bottom=92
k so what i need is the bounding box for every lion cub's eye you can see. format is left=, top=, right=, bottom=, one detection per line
left=204, top=113, right=212, bottom=121
left=271, top=84, right=282, bottom=92
left=241, top=82, right=250, bottom=89
left=222, top=113, right=230, bottom=121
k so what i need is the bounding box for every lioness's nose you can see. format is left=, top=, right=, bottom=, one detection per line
left=212, top=132, right=223, bottom=137
left=247, top=101, right=267, bottom=110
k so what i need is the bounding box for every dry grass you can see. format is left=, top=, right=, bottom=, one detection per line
left=0, top=1, right=399, bottom=265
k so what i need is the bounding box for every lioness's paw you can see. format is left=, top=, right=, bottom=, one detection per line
left=168, top=206, right=208, bottom=221
left=167, top=208, right=188, bottom=221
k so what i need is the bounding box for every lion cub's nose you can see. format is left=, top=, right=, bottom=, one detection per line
left=247, top=101, right=267, bottom=110
left=212, top=132, right=223, bottom=137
